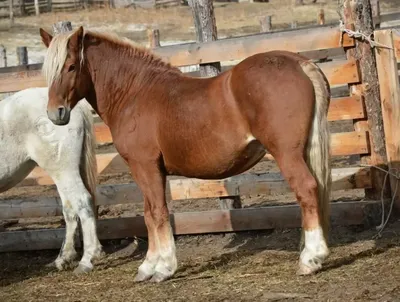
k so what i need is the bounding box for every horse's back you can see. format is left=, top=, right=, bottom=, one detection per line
left=0, top=88, right=89, bottom=178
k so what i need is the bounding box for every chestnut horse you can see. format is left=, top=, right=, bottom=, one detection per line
left=39, top=26, right=332, bottom=282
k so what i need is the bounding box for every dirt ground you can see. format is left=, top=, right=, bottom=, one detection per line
left=1, top=0, right=400, bottom=301
left=1, top=221, right=400, bottom=301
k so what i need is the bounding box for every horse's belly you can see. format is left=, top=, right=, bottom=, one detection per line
left=0, top=155, right=36, bottom=192
left=164, top=138, right=266, bottom=179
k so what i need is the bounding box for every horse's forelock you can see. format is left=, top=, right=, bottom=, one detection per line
left=42, top=30, right=75, bottom=86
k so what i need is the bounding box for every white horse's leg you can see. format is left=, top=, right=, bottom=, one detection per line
left=53, top=200, right=79, bottom=270
left=53, top=172, right=103, bottom=273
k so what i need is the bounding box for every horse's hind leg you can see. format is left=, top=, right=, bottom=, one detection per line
left=273, top=151, right=329, bottom=274
left=53, top=199, right=79, bottom=270
left=52, top=171, right=103, bottom=274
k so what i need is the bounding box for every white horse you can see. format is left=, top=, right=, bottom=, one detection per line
left=0, top=87, right=103, bottom=274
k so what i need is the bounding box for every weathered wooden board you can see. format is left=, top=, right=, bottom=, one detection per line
left=0, top=58, right=359, bottom=93
left=327, top=95, right=365, bottom=121
left=375, top=30, right=400, bottom=210
left=155, top=26, right=354, bottom=67
left=1, top=167, right=371, bottom=219
left=393, top=29, right=400, bottom=61
left=18, top=129, right=369, bottom=188
left=0, top=200, right=379, bottom=252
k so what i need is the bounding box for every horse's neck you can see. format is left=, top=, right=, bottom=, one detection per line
left=85, top=41, right=179, bottom=125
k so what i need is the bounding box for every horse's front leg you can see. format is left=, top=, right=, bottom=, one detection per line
left=129, top=160, right=177, bottom=283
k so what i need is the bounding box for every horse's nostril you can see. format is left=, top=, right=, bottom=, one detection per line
left=58, top=106, right=65, bottom=120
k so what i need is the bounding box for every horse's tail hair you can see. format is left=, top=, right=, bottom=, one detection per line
left=77, top=99, right=99, bottom=218
left=300, top=60, right=332, bottom=246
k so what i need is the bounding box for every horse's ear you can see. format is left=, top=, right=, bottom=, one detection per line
left=69, top=26, right=84, bottom=53
left=39, top=28, right=53, bottom=48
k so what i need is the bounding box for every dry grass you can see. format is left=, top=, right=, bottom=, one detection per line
left=1, top=0, right=399, bottom=40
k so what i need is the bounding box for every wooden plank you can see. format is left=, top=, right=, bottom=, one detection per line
left=330, top=131, right=369, bottom=156
left=0, top=57, right=359, bottom=93
left=94, top=122, right=368, bottom=151
left=0, top=200, right=379, bottom=252
left=342, top=0, right=389, bottom=201
left=375, top=29, right=400, bottom=211
left=322, top=59, right=359, bottom=86
left=392, top=29, right=400, bottom=61
left=154, top=26, right=354, bottom=67
left=18, top=130, right=369, bottom=188
left=327, top=96, right=365, bottom=121
left=1, top=167, right=371, bottom=219
left=0, top=69, right=45, bottom=93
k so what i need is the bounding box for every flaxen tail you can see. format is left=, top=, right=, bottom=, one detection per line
left=300, top=61, right=332, bottom=245
left=77, top=99, right=99, bottom=218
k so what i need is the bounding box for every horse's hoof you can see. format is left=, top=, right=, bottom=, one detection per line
left=297, top=262, right=320, bottom=276
left=150, top=272, right=170, bottom=283
left=54, top=258, right=74, bottom=271
left=45, top=261, right=56, bottom=268
left=134, top=271, right=153, bottom=282
left=73, top=264, right=92, bottom=275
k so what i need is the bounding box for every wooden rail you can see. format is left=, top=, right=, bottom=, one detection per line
left=1, top=166, right=371, bottom=219
left=0, top=27, right=356, bottom=93
left=0, top=200, right=379, bottom=252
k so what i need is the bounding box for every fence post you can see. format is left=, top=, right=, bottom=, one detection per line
left=147, top=28, right=160, bottom=48
left=16, top=46, right=28, bottom=66
left=52, top=21, right=73, bottom=34
left=371, top=0, right=380, bottom=28
left=259, top=15, right=272, bottom=32
left=318, top=8, right=325, bottom=25
left=9, top=0, right=14, bottom=26
left=19, top=0, right=25, bottom=16
left=34, top=0, right=39, bottom=16
left=374, top=30, right=400, bottom=211
left=189, top=0, right=240, bottom=210
left=189, top=0, right=221, bottom=77
left=342, top=0, right=390, bottom=200
left=0, top=46, right=7, bottom=68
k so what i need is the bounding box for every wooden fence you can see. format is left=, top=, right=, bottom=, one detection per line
left=0, top=23, right=400, bottom=252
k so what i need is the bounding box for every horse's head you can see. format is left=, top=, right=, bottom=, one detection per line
left=40, top=26, right=91, bottom=125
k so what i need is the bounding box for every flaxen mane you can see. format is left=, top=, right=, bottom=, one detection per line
left=42, top=28, right=180, bottom=86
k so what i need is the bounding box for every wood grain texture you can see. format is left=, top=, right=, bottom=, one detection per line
left=375, top=29, right=400, bottom=211
left=0, top=200, right=379, bottom=252
left=327, top=96, right=365, bottom=121
left=0, top=58, right=359, bottom=93
left=18, top=129, right=369, bottom=188
left=2, top=167, right=371, bottom=219
left=154, top=26, right=354, bottom=67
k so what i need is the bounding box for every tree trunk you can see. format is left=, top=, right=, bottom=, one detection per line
left=342, top=0, right=390, bottom=200
left=189, top=0, right=221, bottom=77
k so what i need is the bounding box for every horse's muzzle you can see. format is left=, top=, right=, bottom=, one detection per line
left=47, top=105, right=71, bottom=125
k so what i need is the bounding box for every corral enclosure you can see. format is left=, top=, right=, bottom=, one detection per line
left=1, top=0, right=400, bottom=301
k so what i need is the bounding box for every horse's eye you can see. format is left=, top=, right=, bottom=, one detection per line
left=68, top=64, right=75, bottom=72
